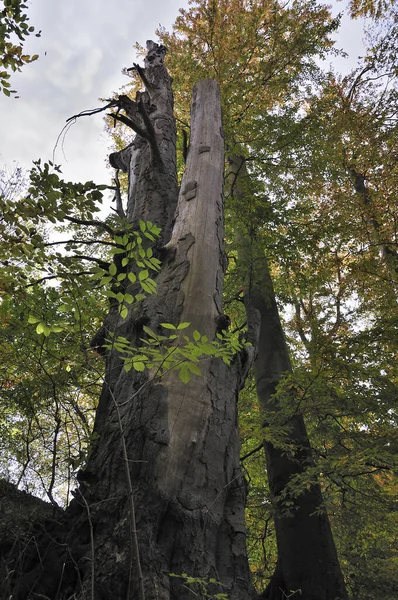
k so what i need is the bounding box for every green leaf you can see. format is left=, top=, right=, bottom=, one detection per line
left=161, top=323, right=177, bottom=330
left=139, top=269, right=149, bottom=281
left=100, top=276, right=113, bottom=286
left=177, top=322, right=190, bottom=330
left=193, top=330, right=201, bottom=341
left=28, top=314, right=39, bottom=324
left=128, top=272, right=137, bottom=283
left=133, top=361, right=146, bottom=372
left=119, top=305, right=128, bottom=319
left=141, top=280, right=157, bottom=294
left=179, top=366, right=191, bottom=384
left=42, top=325, right=51, bottom=337
left=58, top=304, right=70, bottom=313
left=143, top=325, right=157, bottom=338
left=109, top=262, right=117, bottom=276
left=36, top=322, right=44, bottom=334
left=186, top=362, right=202, bottom=376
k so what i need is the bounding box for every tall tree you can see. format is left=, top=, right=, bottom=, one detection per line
left=157, top=1, right=349, bottom=597
left=1, top=2, right=397, bottom=599
left=1, top=42, right=256, bottom=600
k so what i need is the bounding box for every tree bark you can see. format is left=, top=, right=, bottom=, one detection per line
left=227, top=155, right=348, bottom=600
left=3, top=48, right=254, bottom=600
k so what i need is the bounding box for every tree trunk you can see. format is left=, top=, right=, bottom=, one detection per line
left=3, top=46, right=254, bottom=600
left=227, top=155, right=348, bottom=600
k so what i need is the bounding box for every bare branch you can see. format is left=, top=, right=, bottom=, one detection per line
left=25, top=270, right=94, bottom=288
left=137, top=99, right=162, bottom=164
left=64, top=215, right=115, bottom=236
left=108, top=112, right=150, bottom=141
left=66, top=101, right=117, bottom=124
left=133, top=62, right=155, bottom=91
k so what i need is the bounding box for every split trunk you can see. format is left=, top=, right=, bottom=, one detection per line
left=2, top=43, right=254, bottom=600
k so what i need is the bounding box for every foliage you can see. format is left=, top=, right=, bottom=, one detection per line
left=0, top=0, right=40, bottom=95
left=1, top=0, right=398, bottom=597
left=348, top=0, right=397, bottom=19
left=107, top=322, right=246, bottom=383
left=169, top=573, right=229, bottom=599
left=155, top=1, right=398, bottom=596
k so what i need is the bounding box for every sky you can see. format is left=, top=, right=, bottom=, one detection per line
left=0, top=0, right=368, bottom=191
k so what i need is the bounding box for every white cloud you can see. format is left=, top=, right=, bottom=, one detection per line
left=0, top=0, right=187, bottom=185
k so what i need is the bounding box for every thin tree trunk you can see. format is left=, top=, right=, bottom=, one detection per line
left=227, top=155, right=348, bottom=600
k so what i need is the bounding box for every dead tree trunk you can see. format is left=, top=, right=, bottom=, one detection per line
left=4, top=46, right=255, bottom=600
left=227, top=155, right=348, bottom=600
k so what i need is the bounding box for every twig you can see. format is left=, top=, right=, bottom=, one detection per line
left=240, top=442, right=263, bottom=462
left=78, top=490, right=95, bottom=600
left=64, top=215, right=115, bottom=236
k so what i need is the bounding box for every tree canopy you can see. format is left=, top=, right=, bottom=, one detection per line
left=0, top=1, right=397, bottom=599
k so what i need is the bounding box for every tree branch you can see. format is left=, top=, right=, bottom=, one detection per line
left=66, top=255, right=110, bottom=269
left=66, top=100, right=117, bottom=124
left=137, top=99, right=162, bottom=164
left=108, top=112, right=150, bottom=141
left=112, top=170, right=126, bottom=219
left=43, top=239, right=119, bottom=248
left=132, top=62, right=155, bottom=91
left=25, top=271, right=94, bottom=288
left=240, top=442, right=264, bottom=462
left=64, top=215, right=115, bottom=236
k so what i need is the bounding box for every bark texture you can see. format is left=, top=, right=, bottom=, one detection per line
left=73, top=76, right=253, bottom=600
left=2, top=51, right=254, bottom=600
left=227, top=156, right=348, bottom=600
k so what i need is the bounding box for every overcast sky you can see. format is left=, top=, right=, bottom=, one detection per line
left=0, top=0, right=367, bottom=190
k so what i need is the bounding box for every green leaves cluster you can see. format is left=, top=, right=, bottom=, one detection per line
left=25, top=160, right=106, bottom=223
left=0, top=0, right=40, bottom=95
left=106, top=323, right=246, bottom=384
left=91, top=220, right=161, bottom=319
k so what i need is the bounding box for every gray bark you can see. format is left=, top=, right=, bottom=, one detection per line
left=109, top=41, right=178, bottom=244
left=72, top=77, right=254, bottom=600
